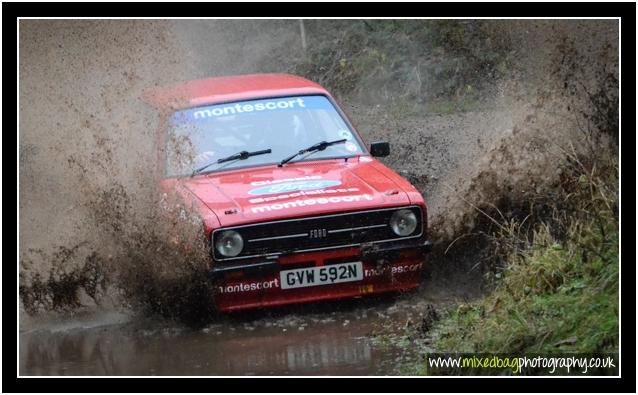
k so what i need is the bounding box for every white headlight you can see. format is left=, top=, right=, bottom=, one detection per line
left=390, top=209, right=418, bottom=236
left=215, top=230, right=244, bottom=257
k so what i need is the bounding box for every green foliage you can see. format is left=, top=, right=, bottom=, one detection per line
left=433, top=161, right=619, bottom=354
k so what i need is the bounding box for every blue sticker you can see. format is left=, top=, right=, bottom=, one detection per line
left=249, top=180, right=341, bottom=195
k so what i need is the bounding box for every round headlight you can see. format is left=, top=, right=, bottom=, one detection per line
left=390, top=209, right=418, bottom=236
left=215, top=230, right=244, bottom=257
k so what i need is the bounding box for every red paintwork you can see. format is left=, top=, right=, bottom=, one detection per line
left=144, top=74, right=428, bottom=312
left=215, top=247, right=424, bottom=312
left=142, top=73, right=329, bottom=110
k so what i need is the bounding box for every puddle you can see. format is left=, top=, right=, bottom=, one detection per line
left=19, top=294, right=444, bottom=376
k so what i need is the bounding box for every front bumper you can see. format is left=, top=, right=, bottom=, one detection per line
left=208, top=240, right=433, bottom=280
left=209, top=240, right=433, bottom=312
left=360, top=239, right=433, bottom=261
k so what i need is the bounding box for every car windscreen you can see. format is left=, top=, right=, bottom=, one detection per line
left=165, top=95, right=365, bottom=177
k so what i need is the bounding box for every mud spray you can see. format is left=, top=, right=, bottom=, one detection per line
left=19, top=20, right=618, bottom=329
left=18, top=20, right=216, bottom=325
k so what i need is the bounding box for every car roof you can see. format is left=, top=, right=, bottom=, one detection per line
left=141, top=73, right=330, bottom=110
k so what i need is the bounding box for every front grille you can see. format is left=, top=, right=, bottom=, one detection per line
left=212, top=205, right=423, bottom=261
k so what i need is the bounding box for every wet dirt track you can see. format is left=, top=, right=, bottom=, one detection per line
left=22, top=306, right=392, bottom=376
left=18, top=20, right=499, bottom=376
left=20, top=275, right=482, bottom=376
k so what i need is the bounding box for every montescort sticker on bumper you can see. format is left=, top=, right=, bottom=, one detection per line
left=217, top=278, right=280, bottom=294
left=364, top=263, right=424, bottom=277
left=248, top=179, right=341, bottom=195
left=250, top=194, right=373, bottom=213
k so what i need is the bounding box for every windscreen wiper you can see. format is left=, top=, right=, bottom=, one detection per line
left=278, top=139, right=347, bottom=167
left=191, top=148, right=272, bottom=176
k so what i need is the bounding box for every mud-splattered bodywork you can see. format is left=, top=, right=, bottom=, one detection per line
left=143, top=73, right=431, bottom=312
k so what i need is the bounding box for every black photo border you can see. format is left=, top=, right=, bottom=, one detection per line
left=4, top=2, right=635, bottom=393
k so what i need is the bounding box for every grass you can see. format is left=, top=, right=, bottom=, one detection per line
left=433, top=157, right=619, bottom=355
left=363, top=146, right=619, bottom=376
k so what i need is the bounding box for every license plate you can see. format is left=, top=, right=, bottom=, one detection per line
left=280, top=262, right=363, bottom=290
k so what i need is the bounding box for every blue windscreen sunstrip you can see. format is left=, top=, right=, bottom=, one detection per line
left=171, top=95, right=334, bottom=125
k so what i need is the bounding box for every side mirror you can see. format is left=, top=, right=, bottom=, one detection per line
left=370, top=141, right=390, bottom=157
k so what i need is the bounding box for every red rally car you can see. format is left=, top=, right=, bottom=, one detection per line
left=142, top=73, right=432, bottom=312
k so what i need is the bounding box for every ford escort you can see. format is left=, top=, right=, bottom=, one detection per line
left=142, top=73, right=432, bottom=312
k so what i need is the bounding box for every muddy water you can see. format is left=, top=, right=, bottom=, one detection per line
left=19, top=20, right=495, bottom=376
left=19, top=278, right=479, bottom=376
left=19, top=299, right=415, bottom=376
